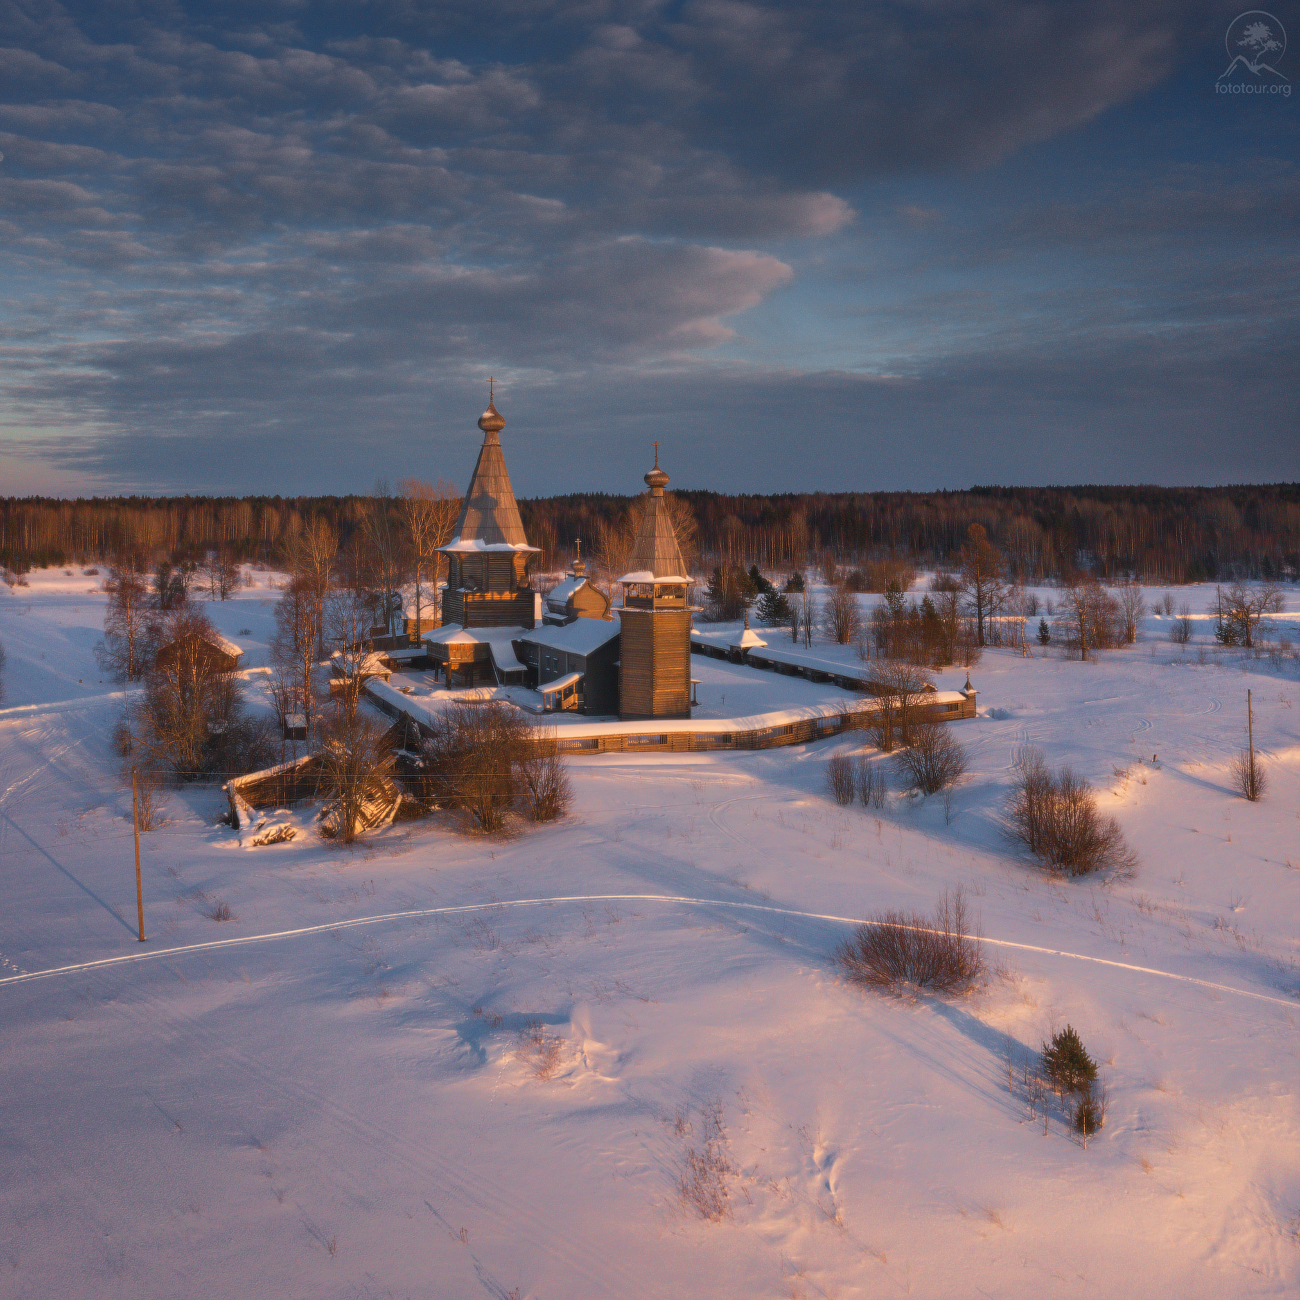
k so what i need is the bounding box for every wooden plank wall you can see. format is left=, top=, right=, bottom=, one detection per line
left=619, top=608, right=690, bottom=717
left=363, top=682, right=975, bottom=759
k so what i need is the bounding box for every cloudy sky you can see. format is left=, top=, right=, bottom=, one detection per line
left=0, top=0, right=1296, bottom=497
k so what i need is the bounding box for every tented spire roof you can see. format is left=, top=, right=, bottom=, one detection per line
left=620, top=446, right=689, bottom=583
left=441, top=396, right=538, bottom=553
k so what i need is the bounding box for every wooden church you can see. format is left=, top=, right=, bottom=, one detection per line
left=439, top=393, right=538, bottom=628
left=423, top=394, right=694, bottom=714
left=617, top=448, right=693, bottom=720
left=424, top=392, right=540, bottom=686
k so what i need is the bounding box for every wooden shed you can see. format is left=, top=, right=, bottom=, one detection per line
left=155, top=629, right=244, bottom=674
left=514, top=616, right=622, bottom=715
left=542, top=555, right=612, bottom=625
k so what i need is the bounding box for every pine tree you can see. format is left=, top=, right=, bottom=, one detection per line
left=1042, top=1025, right=1097, bottom=1094
left=706, top=566, right=754, bottom=620
left=784, top=571, right=805, bottom=593
left=755, top=588, right=792, bottom=625
left=1037, top=617, right=1051, bottom=645
left=748, top=564, right=775, bottom=595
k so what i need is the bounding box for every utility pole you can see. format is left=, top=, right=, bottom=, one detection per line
left=1247, top=688, right=1256, bottom=798
left=132, top=768, right=146, bottom=942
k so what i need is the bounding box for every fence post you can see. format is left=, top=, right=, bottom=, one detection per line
left=1247, top=688, right=1255, bottom=797
left=132, top=768, right=146, bottom=942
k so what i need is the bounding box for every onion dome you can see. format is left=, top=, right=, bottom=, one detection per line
left=477, top=399, right=505, bottom=440
left=644, top=442, right=669, bottom=495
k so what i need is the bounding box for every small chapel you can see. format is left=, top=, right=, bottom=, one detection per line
left=422, top=393, right=694, bottom=719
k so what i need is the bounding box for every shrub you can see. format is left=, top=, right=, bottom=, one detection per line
left=422, top=701, right=530, bottom=832
left=1229, top=748, right=1266, bottom=801
left=1042, top=1025, right=1097, bottom=1094
left=519, top=731, right=574, bottom=822
left=517, top=1018, right=563, bottom=1080
left=835, top=886, right=983, bottom=994
left=204, top=898, right=236, bottom=922
left=894, top=720, right=967, bottom=795
left=130, top=607, right=245, bottom=780
left=1169, top=603, right=1192, bottom=644
left=857, top=758, right=886, bottom=809
left=1003, top=747, right=1138, bottom=876
left=132, top=773, right=170, bottom=831
left=1074, top=1083, right=1108, bottom=1137
left=826, top=753, right=856, bottom=806
left=677, top=1100, right=732, bottom=1222
left=823, top=586, right=861, bottom=644
left=318, top=708, right=396, bottom=844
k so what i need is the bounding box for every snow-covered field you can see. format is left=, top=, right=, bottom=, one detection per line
left=2, top=567, right=1298, bottom=1299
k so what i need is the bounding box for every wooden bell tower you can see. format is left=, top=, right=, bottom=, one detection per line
left=618, top=446, right=693, bottom=720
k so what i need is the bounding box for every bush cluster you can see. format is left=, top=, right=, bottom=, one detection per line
left=835, top=887, right=984, bottom=995
left=421, top=703, right=574, bottom=831
left=1003, top=747, right=1137, bottom=876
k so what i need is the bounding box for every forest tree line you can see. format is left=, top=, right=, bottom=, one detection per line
left=3, top=482, right=1299, bottom=584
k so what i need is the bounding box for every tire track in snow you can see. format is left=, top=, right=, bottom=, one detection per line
left=1, top=893, right=1295, bottom=1009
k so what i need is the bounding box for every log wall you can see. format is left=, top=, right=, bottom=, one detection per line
left=619, top=608, right=691, bottom=718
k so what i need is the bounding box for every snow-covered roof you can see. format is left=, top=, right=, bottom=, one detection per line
left=329, top=650, right=390, bottom=676
left=623, top=455, right=689, bottom=581
left=729, top=626, right=768, bottom=650
left=438, top=399, right=537, bottom=552
left=441, top=539, right=539, bottom=554
left=545, top=575, right=588, bottom=608
left=423, top=623, right=530, bottom=666
left=517, top=617, right=620, bottom=656
left=540, top=672, right=583, bottom=696
left=424, top=623, right=527, bottom=646
left=617, top=570, right=691, bottom=585
left=206, top=632, right=244, bottom=659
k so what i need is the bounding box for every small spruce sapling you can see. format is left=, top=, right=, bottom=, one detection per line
left=1042, top=1025, right=1097, bottom=1095
left=1037, top=617, right=1051, bottom=645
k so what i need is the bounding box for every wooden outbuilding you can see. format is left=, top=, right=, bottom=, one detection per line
left=513, top=616, right=622, bottom=715
left=542, top=552, right=611, bottom=625
left=155, top=629, right=244, bottom=673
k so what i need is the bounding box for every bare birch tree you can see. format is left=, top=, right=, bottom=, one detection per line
left=132, top=608, right=247, bottom=780
left=1116, top=582, right=1145, bottom=645
left=96, top=556, right=157, bottom=680
left=398, top=477, right=459, bottom=636
left=1212, top=581, right=1284, bottom=648
left=1057, top=572, right=1120, bottom=660
left=361, top=481, right=406, bottom=637
left=284, top=517, right=337, bottom=658
left=959, top=523, right=1007, bottom=647
left=270, top=575, right=323, bottom=740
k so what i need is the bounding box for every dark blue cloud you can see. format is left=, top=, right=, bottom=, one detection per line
left=0, top=0, right=1295, bottom=494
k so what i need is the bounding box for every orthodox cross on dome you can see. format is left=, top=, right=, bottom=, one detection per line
left=653, top=440, right=659, bottom=468
left=489, top=376, right=494, bottom=403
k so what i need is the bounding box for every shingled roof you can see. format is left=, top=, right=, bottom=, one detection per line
left=619, top=449, right=689, bottom=583
left=441, top=397, right=538, bottom=553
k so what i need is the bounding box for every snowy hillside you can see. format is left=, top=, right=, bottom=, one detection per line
left=1, top=567, right=1297, bottom=1299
